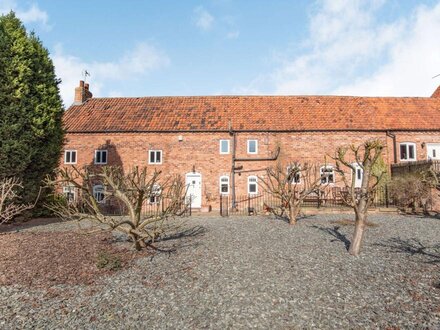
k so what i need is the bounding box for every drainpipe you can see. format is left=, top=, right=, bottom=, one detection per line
left=230, top=128, right=237, bottom=210
left=386, top=131, right=397, bottom=164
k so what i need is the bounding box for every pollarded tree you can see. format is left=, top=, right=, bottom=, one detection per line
left=45, top=166, right=189, bottom=251
left=0, top=12, right=64, bottom=208
left=260, top=162, right=324, bottom=225
left=333, top=140, right=386, bottom=256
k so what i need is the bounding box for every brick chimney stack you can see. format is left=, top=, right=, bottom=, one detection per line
left=74, top=80, right=93, bottom=104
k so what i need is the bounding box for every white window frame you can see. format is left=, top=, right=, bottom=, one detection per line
left=320, top=165, right=335, bottom=184
left=149, top=184, right=162, bottom=204
left=219, top=140, right=230, bottom=154
left=248, top=175, right=258, bottom=194
left=399, top=142, right=416, bottom=161
left=64, top=150, right=77, bottom=165
left=93, top=185, right=105, bottom=203
left=94, top=149, right=108, bottom=165
left=62, top=185, right=76, bottom=202
left=247, top=140, right=258, bottom=154
left=287, top=165, right=301, bottom=184
left=219, top=176, right=230, bottom=194
left=148, top=150, right=163, bottom=164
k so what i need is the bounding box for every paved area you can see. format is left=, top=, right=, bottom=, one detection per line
left=1, top=213, right=439, bottom=329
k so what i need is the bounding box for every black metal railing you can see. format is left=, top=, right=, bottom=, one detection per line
left=220, top=185, right=394, bottom=217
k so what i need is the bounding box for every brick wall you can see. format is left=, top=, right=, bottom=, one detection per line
left=62, top=131, right=440, bottom=209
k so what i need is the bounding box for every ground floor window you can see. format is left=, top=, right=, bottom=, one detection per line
left=248, top=176, right=258, bottom=194
left=320, top=166, right=335, bottom=184
left=287, top=165, right=301, bottom=184
left=399, top=142, right=416, bottom=161
left=62, top=185, right=76, bottom=202
left=149, top=184, right=161, bottom=204
left=219, top=176, right=229, bottom=194
left=93, top=185, right=105, bottom=203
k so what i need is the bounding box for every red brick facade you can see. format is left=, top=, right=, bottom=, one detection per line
left=61, top=130, right=440, bottom=209
left=61, top=81, right=440, bottom=210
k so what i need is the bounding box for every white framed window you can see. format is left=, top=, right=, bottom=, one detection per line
left=149, top=184, right=161, bottom=204
left=427, top=143, right=440, bottom=160
left=287, top=166, right=301, bottom=184
left=64, top=150, right=77, bottom=164
left=219, top=140, right=230, bottom=154
left=93, top=185, right=105, bottom=203
left=248, top=176, right=258, bottom=194
left=149, top=150, right=162, bottom=164
left=400, top=142, right=416, bottom=161
left=219, top=176, right=230, bottom=194
left=94, top=150, right=108, bottom=165
left=320, top=166, right=335, bottom=184
left=62, top=185, right=76, bottom=202
left=247, top=140, right=258, bottom=154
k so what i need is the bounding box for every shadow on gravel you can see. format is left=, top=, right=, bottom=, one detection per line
left=375, top=238, right=440, bottom=264
left=312, top=225, right=351, bottom=251
left=151, top=226, right=207, bottom=256
left=272, top=214, right=316, bottom=224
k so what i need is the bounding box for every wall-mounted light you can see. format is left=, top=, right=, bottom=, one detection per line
left=178, top=135, right=183, bottom=142
left=421, top=142, right=425, bottom=148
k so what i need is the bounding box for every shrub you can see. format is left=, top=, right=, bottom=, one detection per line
left=389, top=174, right=431, bottom=212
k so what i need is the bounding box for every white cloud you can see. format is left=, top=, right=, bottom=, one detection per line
left=52, top=43, right=170, bottom=106
left=226, top=30, right=240, bottom=39
left=193, top=6, right=214, bottom=31
left=243, top=0, right=440, bottom=97
left=0, top=1, right=49, bottom=29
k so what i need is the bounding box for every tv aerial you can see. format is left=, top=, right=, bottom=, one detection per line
left=433, top=73, right=440, bottom=79
left=82, top=69, right=91, bottom=83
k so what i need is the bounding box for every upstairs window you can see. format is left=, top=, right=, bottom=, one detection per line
left=320, top=166, right=335, bottom=184
left=219, top=176, right=230, bottom=194
left=149, top=150, right=162, bottom=164
left=400, top=143, right=416, bottom=161
left=93, top=185, right=105, bottom=203
left=219, top=140, right=230, bottom=154
left=64, top=150, right=77, bottom=164
left=94, top=150, right=108, bottom=165
left=247, top=140, right=258, bottom=154
left=248, top=176, right=258, bottom=194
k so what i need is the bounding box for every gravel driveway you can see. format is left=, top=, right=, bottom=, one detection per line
left=1, top=213, right=439, bottom=329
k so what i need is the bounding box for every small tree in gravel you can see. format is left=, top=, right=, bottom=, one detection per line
left=333, top=140, right=386, bottom=256
left=45, top=166, right=188, bottom=251
left=0, top=177, right=36, bottom=224
left=260, top=162, right=324, bottom=225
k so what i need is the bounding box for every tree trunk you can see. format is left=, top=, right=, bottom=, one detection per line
left=349, top=211, right=366, bottom=256
left=288, top=205, right=299, bottom=225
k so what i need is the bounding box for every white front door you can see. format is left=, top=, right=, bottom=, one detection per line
left=185, top=173, right=202, bottom=208
left=427, top=144, right=440, bottom=160
left=352, top=163, right=363, bottom=188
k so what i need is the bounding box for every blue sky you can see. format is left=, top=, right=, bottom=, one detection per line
left=1, top=0, right=440, bottom=106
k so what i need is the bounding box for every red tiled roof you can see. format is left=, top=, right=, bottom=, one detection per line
left=64, top=95, right=440, bottom=132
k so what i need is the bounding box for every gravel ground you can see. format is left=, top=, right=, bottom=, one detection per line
left=1, top=213, right=439, bottom=329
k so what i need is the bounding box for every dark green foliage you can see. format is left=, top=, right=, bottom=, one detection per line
left=0, top=12, right=64, bottom=211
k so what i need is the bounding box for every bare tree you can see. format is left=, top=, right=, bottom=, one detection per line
left=0, top=177, right=35, bottom=224
left=333, top=140, right=386, bottom=256
left=260, top=162, right=324, bottom=225
left=45, top=166, right=188, bottom=251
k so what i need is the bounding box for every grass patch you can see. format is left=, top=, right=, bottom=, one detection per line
left=96, top=251, right=122, bottom=271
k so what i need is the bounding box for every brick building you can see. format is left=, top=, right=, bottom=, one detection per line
left=62, top=81, right=440, bottom=210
